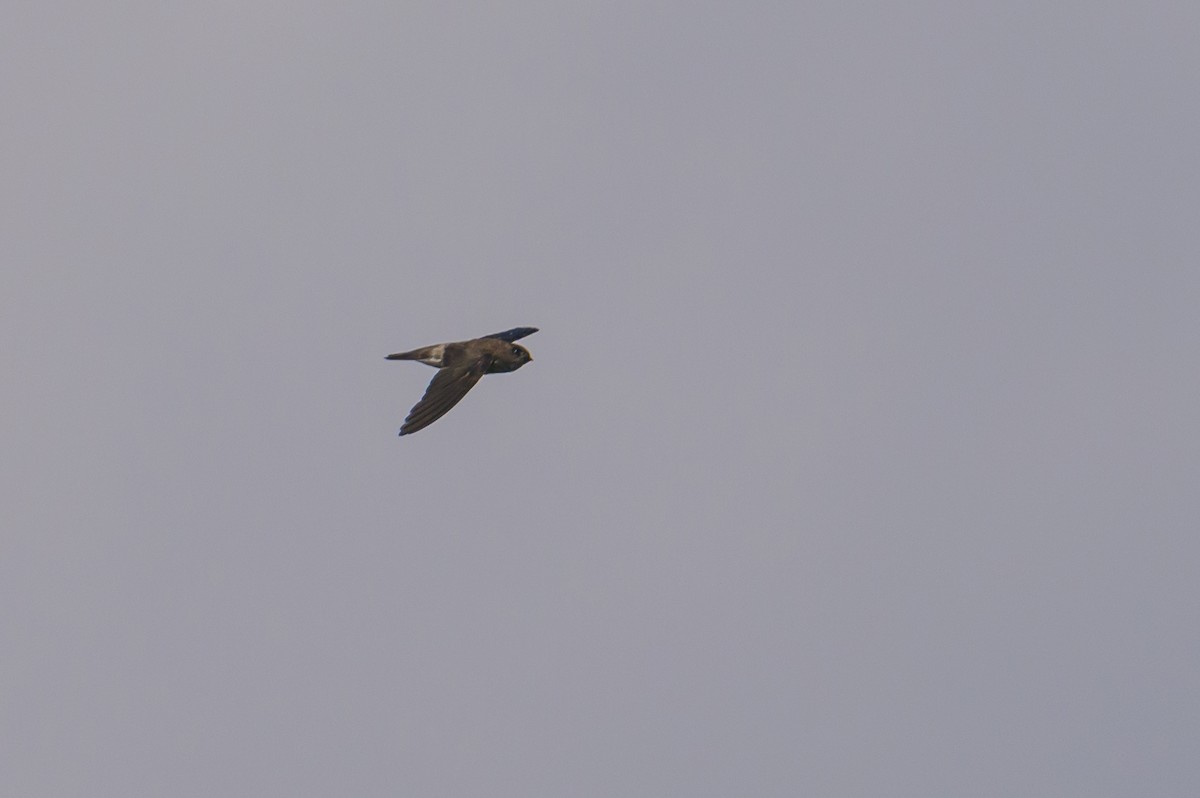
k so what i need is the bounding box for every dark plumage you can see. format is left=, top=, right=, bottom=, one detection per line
left=385, top=327, right=537, bottom=436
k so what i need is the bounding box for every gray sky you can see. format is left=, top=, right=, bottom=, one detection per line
left=3, top=3, right=1198, bottom=796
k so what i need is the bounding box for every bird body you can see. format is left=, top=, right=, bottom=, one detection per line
left=385, top=327, right=537, bottom=435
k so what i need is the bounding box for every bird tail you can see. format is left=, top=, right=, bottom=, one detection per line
left=384, top=344, right=445, bottom=367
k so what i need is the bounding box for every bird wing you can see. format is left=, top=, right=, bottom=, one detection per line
left=482, top=327, right=538, bottom=343
left=399, top=354, right=493, bottom=435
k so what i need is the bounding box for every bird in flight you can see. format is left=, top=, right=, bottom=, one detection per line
left=385, top=327, right=538, bottom=436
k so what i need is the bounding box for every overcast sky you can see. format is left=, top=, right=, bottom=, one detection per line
left=3, top=3, right=1198, bottom=796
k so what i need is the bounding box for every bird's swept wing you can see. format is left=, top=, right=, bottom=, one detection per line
left=483, top=327, right=538, bottom=343
left=399, top=355, right=493, bottom=436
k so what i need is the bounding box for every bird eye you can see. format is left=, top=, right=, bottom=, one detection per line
left=512, top=347, right=521, bottom=357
